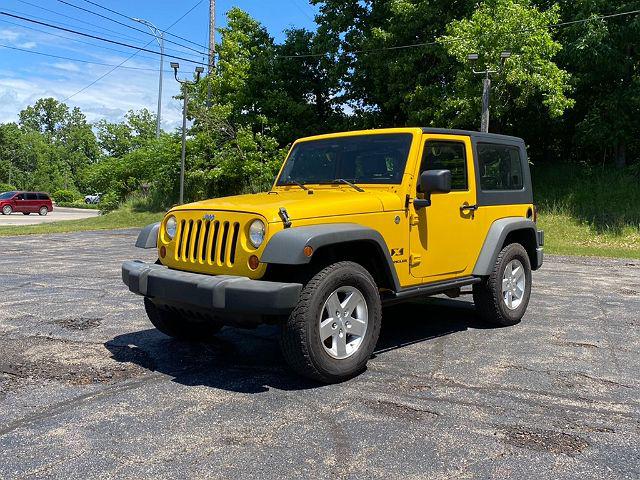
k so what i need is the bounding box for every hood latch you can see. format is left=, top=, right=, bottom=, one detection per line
left=279, top=207, right=292, bottom=228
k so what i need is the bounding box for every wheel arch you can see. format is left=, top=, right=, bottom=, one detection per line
left=262, top=223, right=400, bottom=291
left=473, top=218, right=540, bottom=276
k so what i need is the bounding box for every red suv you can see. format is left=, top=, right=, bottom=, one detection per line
left=0, top=191, right=53, bottom=216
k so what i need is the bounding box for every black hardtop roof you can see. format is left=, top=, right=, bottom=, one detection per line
left=421, top=128, right=524, bottom=144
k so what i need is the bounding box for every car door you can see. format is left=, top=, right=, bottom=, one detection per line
left=25, top=192, right=38, bottom=212
left=13, top=193, right=26, bottom=212
left=409, top=134, right=479, bottom=281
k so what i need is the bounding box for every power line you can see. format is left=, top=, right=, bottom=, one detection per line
left=56, top=0, right=207, bottom=57
left=3, top=7, right=203, bottom=61
left=63, top=0, right=209, bottom=101
left=278, top=8, right=640, bottom=59
left=0, top=43, right=169, bottom=72
left=75, top=0, right=211, bottom=53
left=0, top=11, right=207, bottom=66
left=0, top=17, right=164, bottom=64
left=15, top=0, right=152, bottom=46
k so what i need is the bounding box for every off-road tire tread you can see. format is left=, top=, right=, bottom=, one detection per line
left=473, top=243, right=531, bottom=327
left=280, top=261, right=381, bottom=383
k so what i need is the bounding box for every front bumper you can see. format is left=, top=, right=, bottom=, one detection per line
left=122, top=261, right=302, bottom=316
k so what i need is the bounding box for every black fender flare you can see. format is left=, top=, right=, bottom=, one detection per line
left=135, top=222, right=160, bottom=249
left=261, top=223, right=400, bottom=291
left=473, top=218, right=541, bottom=275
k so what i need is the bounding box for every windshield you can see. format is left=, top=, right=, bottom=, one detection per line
left=0, top=191, right=16, bottom=199
left=277, top=133, right=413, bottom=186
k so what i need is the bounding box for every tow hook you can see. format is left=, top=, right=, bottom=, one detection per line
left=279, top=207, right=292, bottom=228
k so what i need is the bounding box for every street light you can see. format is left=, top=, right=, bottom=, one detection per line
left=467, top=51, right=512, bottom=133
left=171, top=62, right=204, bottom=205
left=133, top=17, right=164, bottom=139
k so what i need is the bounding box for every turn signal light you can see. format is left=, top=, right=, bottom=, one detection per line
left=303, top=245, right=313, bottom=257
left=160, top=246, right=167, bottom=258
left=248, top=255, right=260, bottom=270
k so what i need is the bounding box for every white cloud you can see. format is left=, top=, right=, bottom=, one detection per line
left=0, top=29, right=20, bottom=42
left=18, top=41, right=37, bottom=50
left=0, top=65, right=183, bottom=131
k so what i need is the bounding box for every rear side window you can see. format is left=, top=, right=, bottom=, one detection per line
left=26, top=193, right=38, bottom=200
left=477, top=143, right=524, bottom=191
left=37, top=193, right=50, bottom=200
left=421, top=141, right=468, bottom=190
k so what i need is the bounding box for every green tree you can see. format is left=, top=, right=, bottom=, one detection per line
left=550, top=0, right=640, bottom=167
left=438, top=0, right=574, bottom=130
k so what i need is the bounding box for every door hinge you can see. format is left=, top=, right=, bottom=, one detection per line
left=409, top=214, right=420, bottom=226
left=410, top=254, right=422, bottom=266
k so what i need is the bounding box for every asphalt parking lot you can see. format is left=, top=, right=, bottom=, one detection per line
left=0, top=207, right=99, bottom=226
left=0, top=230, right=638, bottom=479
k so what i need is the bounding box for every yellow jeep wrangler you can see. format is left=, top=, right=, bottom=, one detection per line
left=123, top=128, right=543, bottom=383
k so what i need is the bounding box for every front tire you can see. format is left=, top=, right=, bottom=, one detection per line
left=2, top=205, right=12, bottom=215
left=280, top=261, right=382, bottom=383
left=39, top=207, right=48, bottom=216
left=473, top=243, right=532, bottom=326
left=144, top=297, right=223, bottom=341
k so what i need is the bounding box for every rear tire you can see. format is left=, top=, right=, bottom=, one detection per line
left=144, top=297, right=223, bottom=341
left=2, top=205, right=12, bottom=215
left=473, top=243, right=532, bottom=326
left=39, top=207, right=48, bottom=216
left=280, top=261, right=382, bottom=383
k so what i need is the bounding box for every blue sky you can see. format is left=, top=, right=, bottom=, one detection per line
left=0, top=0, right=318, bottom=129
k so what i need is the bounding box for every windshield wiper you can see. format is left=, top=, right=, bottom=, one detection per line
left=329, top=178, right=364, bottom=192
left=281, top=180, right=309, bottom=191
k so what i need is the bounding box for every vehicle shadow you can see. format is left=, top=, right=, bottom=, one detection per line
left=105, top=297, right=495, bottom=394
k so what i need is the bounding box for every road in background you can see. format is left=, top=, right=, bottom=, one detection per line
left=0, top=207, right=99, bottom=226
left=0, top=230, right=638, bottom=479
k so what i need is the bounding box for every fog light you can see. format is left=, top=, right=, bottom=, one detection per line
left=160, top=246, right=167, bottom=258
left=303, top=245, right=313, bottom=257
left=248, top=255, right=260, bottom=270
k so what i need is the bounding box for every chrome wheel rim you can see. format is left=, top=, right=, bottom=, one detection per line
left=40, top=207, right=47, bottom=215
left=319, top=286, right=368, bottom=360
left=2, top=206, right=11, bottom=215
left=502, top=259, right=526, bottom=310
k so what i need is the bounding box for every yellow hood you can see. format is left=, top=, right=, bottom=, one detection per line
left=173, top=187, right=404, bottom=223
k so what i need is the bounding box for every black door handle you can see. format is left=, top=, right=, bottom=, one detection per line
left=460, top=203, right=479, bottom=213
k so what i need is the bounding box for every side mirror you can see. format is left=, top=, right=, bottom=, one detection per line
left=415, top=170, right=452, bottom=209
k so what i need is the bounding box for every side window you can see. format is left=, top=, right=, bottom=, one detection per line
left=37, top=193, right=50, bottom=200
left=15, top=193, right=25, bottom=200
left=421, top=141, right=468, bottom=190
left=477, top=144, right=524, bottom=191
left=26, top=193, right=38, bottom=200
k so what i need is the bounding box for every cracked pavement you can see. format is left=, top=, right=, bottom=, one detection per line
left=0, top=230, right=639, bottom=479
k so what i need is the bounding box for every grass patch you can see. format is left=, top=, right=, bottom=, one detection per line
left=538, top=213, right=640, bottom=259
left=0, top=206, right=163, bottom=237
left=533, top=163, right=640, bottom=258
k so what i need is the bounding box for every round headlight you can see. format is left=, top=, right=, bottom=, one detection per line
left=248, top=219, right=265, bottom=248
left=165, top=216, right=177, bottom=240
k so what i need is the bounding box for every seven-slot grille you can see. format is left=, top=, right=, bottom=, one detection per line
left=174, top=219, right=240, bottom=265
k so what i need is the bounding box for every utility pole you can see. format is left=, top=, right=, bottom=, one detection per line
left=133, top=18, right=164, bottom=139
left=208, top=0, right=216, bottom=74
left=467, top=51, right=511, bottom=133
left=206, top=0, right=216, bottom=106
left=171, top=63, right=204, bottom=204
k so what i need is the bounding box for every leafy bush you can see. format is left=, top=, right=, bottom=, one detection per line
left=99, top=192, right=120, bottom=214
left=0, top=183, right=16, bottom=192
left=56, top=200, right=99, bottom=209
left=52, top=189, right=77, bottom=203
